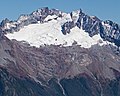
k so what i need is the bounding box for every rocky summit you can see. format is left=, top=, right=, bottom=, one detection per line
left=0, top=7, right=120, bottom=96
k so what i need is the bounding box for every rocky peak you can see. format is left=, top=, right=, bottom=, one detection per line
left=0, top=7, right=63, bottom=34
left=30, top=7, right=49, bottom=22
left=61, top=10, right=120, bottom=48
left=101, top=20, right=120, bottom=46
left=0, top=18, right=10, bottom=27
left=62, top=9, right=101, bottom=37
left=30, top=7, right=62, bottom=22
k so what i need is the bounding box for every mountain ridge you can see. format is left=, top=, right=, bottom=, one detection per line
left=0, top=7, right=120, bottom=49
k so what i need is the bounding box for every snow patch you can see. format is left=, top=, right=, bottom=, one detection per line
left=17, top=15, right=29, bottom=23
left=71, top=10, right=80, bottom=23
left=4, top=23, right=16, bottom=29
left=44, top=15, right=58, bottom=21
left=61, top=13, right=72, bottom=22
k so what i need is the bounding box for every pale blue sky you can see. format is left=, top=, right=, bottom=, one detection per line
left=0, top=0, right=120, bottom=24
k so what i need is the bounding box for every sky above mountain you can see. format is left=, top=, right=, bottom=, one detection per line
left=0, top=0, right=120, bottom=24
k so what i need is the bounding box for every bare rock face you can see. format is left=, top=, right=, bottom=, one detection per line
left=0, top=35, right=120, bottom=96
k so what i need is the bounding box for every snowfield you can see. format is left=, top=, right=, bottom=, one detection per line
left=6, top=15, right=108, bottom=48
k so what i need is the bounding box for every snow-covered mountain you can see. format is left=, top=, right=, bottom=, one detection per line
left=0, top=7, right=120, bottom=96
left=0, top=7, right=120, bottom=49
left=5, top=18, right=107, bottom=48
